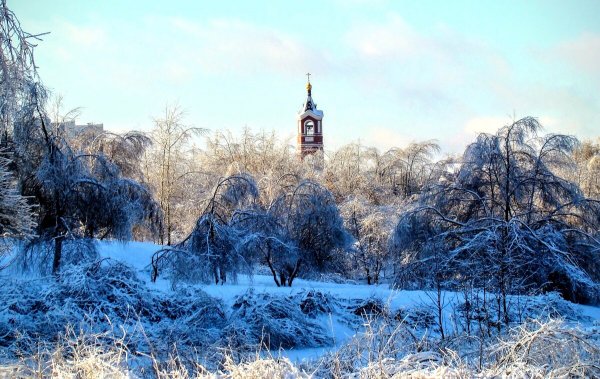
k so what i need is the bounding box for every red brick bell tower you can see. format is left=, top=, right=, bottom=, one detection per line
left=297, top=73, right=324, bottom=158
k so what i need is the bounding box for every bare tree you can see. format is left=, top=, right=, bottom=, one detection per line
left=145, top=105, right=206, bottom=245
left=341, top=197, right=395, bottom=284
left=570, top=139, right=600, bottom=199
left=325, top=142, right=368, bottom=201
left=202, top=128, right=301, bottom=205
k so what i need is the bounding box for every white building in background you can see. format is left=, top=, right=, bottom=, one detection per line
left=51, top=120, right=104, bottom=139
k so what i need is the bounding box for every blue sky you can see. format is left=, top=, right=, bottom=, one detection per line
left=13, top=0, right=600, bottom=153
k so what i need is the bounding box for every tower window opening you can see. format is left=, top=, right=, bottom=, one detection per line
left=305, top=120, right=315, bottom=135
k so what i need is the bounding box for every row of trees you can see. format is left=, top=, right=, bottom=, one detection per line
left=1, top=1, right=598, bottom=311
left=143, top=118, right=599, bottom=308
left=145, top=126, right=431, bottom=286
left=152, top=174, right=349, bottom=287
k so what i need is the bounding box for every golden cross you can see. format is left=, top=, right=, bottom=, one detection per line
left=306, top=72, right=311, bottom=83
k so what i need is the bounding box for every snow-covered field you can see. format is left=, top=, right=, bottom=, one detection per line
left=97, top=241, right=600, bottom=359
left=1, top=240, right=599, bottom=377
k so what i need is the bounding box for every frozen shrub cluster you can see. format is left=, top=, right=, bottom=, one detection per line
left=1, top=274, right=599, bottom=378
left=1, top=319, right=598, bottom=378
left=394, top=307, right=437, bottom=329
left=351, top=298, right=387, bottom=317
left=299, top=290, right=335, bottom=317
left=222, top=289, right=333, bottom=351
left=1, top=262, right=351, bottom=369
left=0, top=259, right=225, bottom=359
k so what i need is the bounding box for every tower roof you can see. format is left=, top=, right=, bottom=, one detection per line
left=299, top=74, right=323, bottom=118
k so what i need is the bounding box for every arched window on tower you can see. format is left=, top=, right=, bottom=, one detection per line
left=304, top=120, right=314, bottom=135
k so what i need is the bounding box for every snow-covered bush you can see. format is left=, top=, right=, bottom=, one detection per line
left=222, top=289, right=333, bottom=351
left=0, top=259, right=155, bottom=351
left=352, top=298, right=388, bottom=318
left=299, top=290, right=335, bottom=317
left=0, top=258, right=226, bottom=360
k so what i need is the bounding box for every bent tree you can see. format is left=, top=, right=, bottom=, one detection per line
left=152, top=174, right=258, bottom=284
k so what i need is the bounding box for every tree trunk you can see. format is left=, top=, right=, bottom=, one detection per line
left=288, top=260, right=301, bottom=287
left=52, top=235, right=64, bottom=275
left=264, top=246, right=281, bottom=287
left=266, top=258, right=281, bottom=287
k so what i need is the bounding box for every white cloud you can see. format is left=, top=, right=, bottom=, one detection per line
left=555, top=32, right=600, bottom=79
left=346, top=14, right=505, bottom=69
left=353, top=125, right=412, bottom=151
left=343, top=13, right=511, bottom=116
left=163, top=60, right=192, bottom=83
left=464, top=116, right=512, bottom=135
left=347, top=14, right=423, bottom=59
left=169, top=18, right=332, bottom=76
left=62, top=23, right=108, bottom=48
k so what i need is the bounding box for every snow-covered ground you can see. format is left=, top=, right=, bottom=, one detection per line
left=0, top=239, right=598, bottom=377
left=98, top=240, right=600, bottom=316
left=95, top=240, right=600, bottom=363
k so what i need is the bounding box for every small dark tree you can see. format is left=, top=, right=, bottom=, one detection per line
left=286, top=180, right=350, bottom=276
left=233, top=202, right=300, bottom=287
left=228, top=179, right=350, bottom=286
